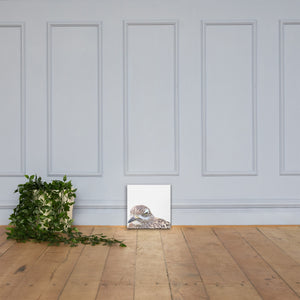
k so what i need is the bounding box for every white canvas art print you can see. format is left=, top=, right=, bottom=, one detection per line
left=127, top=185, right=171, bottom=229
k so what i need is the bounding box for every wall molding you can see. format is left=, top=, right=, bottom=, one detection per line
left=47, top=22, right=103, bottom=177
left=0, top=23, right=26, bottom=177
left=75, top=198, right=300, bottom=210
left=201, top=20, right=257, bottom=176
left=2, top=198, right=300, bottom=210
left=2, top=198, right=300, bottom=225
left=279, top=20, right=300, bottom=175
left=123, top=20, right=179, bottom=176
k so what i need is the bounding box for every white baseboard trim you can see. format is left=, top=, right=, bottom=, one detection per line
left=1, top=199, right=300, bottom=225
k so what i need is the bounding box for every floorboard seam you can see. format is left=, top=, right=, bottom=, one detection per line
left=238, top=228, right=300, bottom=299
left=57, top=226, right=94, bottom=299
left=181, top=227, right=210, bottom=300
left=0, top=240, right=16, bottom=257
left=159, top=230, right=173, bottom=300
left=212, top=228, right=264, bottom=300
left=94, top=227, right=116, bottom=300
left=3, top=242, right=49, bottom=299
left=256, top=227, right=300, bottom=266
left=133, top=230, right=137, bottom=300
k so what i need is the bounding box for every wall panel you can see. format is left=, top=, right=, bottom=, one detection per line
left=0, top=24, right=25, bottom=176
left=47, top=23, right=102, bottom=176
left=124, top=21, right=179, bottom=175
left=202, top=21, right=257, bottom=176
left=280, top=21, right=300, bottom=175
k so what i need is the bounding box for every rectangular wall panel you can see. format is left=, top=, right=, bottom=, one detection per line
left=202, top=21, right=257, bottom=176
left=124, top=21, right=179, bottom=175
left=280, top=21, right=300, bottom=175
left=48, top=23, right=102, bottom=176
left=0, top=24, right=25, bottom=176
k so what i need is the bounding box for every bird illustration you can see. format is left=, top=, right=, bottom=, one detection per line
left=128, top=205, right=170, bottom=229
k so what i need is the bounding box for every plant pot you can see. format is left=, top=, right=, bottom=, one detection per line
left=33, top=190, right=74, bottom=231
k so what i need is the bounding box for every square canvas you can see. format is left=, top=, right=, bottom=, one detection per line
left=127, top=185, right=171, bottom=229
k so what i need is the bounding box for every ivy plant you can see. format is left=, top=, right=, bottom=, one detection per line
left=6, top=175, right=126, bottom=247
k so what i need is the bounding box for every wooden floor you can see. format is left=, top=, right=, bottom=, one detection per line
left=1, top=226, right=300, bottom=300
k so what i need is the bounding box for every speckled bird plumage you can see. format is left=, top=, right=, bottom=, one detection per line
left=128, top=205, right=170, bottom=229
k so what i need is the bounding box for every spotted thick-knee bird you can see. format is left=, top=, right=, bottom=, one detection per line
left=128, top=205, right=170, bottom=229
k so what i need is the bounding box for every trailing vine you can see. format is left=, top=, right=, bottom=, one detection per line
left=6, top=175, right=126, bottom=247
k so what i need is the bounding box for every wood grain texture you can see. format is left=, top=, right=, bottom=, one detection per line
left=0, top=225, right=300, bottom=300
left=96, top=228, right=136, bottom=299
left=134, top=230, right=172, bottom=299
left=0, top=227, right=15, bottom=256
left=97, top=285, right=134, bottom=300
left=35, top=226, right=93, bottom=300
left=182, top=227, right=262, bottom=300
left=238, top=227, right=300, bottom=297
left=214, top=227, right=299, bottom=300
left=59, top=227, right=114, bottom=300
left=0, top=241, right=48, bottom=299
left=161, top=227, right=209, bottom=299
left=259, top=227, right=300, bottom=263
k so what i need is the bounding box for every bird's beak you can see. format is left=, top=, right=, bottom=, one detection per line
left=128, top=216, right=136, bottom=223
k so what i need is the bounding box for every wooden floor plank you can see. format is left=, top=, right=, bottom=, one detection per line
left=39, top=227, right=94, bottom=300
left=0, top=227, right=15, bottom=256
left=238, top=227, right=300, bottom=297
left=4, top=226, right=93, bottom=300
left=134, top=230, right=172, bottom=299
left=96, top=227, right=136, bottom=300
left=59, top=226, right=115, bottom=300
left=135, top=285, right=172, bottom=299
left=262, top=227, right=300, bottom=243
left=0, top=239, right=15, bottom=257
left=161, top=227, right=209, bottom=300
left=183, top=227, right=262, bottom=300
left=214, top=227, right=299, bottom=300
left=8, top=245, right=76, bottom=300
left=161, top=227, right=195, bottom=264
left=0, top=226, right=5, bottom=235
left=0, top=241, right=48, bottom=299
left=97, top=285, right=134, bottom=300
left=259, top=227, right=300, bottom=264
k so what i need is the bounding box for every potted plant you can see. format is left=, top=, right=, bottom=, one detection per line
left=6, top=175, right=126, bottom=247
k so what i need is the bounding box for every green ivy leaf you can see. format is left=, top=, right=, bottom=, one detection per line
left=6, top=174, right=126, bottom=248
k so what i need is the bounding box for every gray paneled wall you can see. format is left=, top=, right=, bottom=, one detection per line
left=0, top=0, right=300, bottom=225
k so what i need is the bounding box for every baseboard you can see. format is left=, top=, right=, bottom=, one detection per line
left=1, top=199, right=300, bottom=225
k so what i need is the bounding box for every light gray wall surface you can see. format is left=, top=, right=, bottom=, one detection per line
left=1, top=0, right=300, bottom=225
